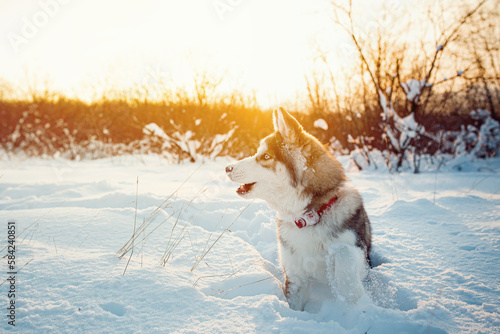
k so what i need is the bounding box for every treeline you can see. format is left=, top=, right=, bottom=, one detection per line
left=0, top=96, right=270, bottom=161
left=0, top=90, right=497, bottom=166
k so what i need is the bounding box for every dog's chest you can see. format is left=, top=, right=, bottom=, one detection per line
left=283, top=226, right=325, bottom=252
left=279, top=225, right=331, bottom=279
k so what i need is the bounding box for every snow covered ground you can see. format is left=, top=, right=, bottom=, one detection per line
left=0, top=155, right=499, bottom=333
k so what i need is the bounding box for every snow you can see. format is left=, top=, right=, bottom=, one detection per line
left=314, top=119, right=328, bottom=130
left=143, top=123, right=169, bottom=141
left=401, top=79, right=428, bottom=102
left=398, top=112, right=425, bottom=148
left=1, top=155, right=499, bottom=333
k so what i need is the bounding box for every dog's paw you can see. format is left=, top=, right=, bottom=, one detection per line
left=285, top=279, right=309, bottom=311
left=336, top=277, right=364, bottom=303
left=287, top=298, right=306, bottom=311
left=327, top=243, right=366, bottom=304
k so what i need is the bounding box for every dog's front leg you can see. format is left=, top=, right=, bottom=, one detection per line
left=284, top=276, right=310, bottom=311
left=327, top=243, right=366, bottom=303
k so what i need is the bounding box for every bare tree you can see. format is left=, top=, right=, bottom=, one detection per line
left=193, top=70, right=224, bottom=107
left=324, top=0, right=492, bottom=172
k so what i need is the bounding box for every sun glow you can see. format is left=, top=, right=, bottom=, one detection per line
left=0, top=0, right=336, bottom=108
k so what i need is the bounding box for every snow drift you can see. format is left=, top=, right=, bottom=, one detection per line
left=0, top=155, right=499, bottom=333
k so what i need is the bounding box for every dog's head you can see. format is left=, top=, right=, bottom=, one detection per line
left=226, top=108, right=346, bottom=212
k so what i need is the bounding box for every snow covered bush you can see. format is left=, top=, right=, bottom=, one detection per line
left=143, top=122, right=235, bottom=163
left=442, top=110, right=500, bottom=160
left=468, top=110, right=500, bottom=158
left=318, top=0, right=500, bottom=173
left=377, top=87, right=431, bottom=173
left=7, top=104, right=79, bottom=159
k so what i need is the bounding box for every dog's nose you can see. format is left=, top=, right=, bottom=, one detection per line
left=225, top=165, right=233, bottom=173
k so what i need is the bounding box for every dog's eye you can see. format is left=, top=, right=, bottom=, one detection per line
left=263, top=154, right=272, bottom=160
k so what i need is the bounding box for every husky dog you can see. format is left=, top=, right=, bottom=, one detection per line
left=225, top=108, right=371, bottom=311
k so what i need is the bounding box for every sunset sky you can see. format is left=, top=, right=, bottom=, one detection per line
left=0, top=0, right=412, bottom=107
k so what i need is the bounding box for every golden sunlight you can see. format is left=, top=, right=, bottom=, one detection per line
left=0, top=0, right=337, bottom=107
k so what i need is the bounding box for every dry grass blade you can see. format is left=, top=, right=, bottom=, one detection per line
left=0, top=204, right=62, bottom=253
left=63, top=211, right=101, bottom=254
left=159, top=207, right=187, bottom=266
left=52, top=237, right=58, bottom=254
left=123, top=176, right=139, bottom=276
left=192, top=273, right=233, bottom=288
left=141, top=217, right=145, bottom=267
left=159, top=187, right=207, bottom=266
left=160, top=222, right=188, bottom=266
left=210, top=271, right=285, bottom=297
left=192, top=259, right=262, bottom=287
left=191, top=201, right=254, bottom=272
left=117, top=200, right=172, bottom=258
left=0, top=258, right=34, bottom=287
left=117, top=163, right=204, bottom=259
left=195, top=211, right=226, bottom=264
left=118, top=214, right=174, bottom=260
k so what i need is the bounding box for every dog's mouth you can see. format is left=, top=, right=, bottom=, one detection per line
left=236, top=182, right=256, bottom=195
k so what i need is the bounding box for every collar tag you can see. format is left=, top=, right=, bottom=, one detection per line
left=294, top=211, right=320, bottom=229
left=294, top=195, right=338, bottom=229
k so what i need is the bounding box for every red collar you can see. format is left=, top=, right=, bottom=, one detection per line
left=295, top=195, right=338, bottom=229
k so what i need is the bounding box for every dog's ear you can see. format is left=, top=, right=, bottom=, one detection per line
left=273, top=107, right=303, bottom=142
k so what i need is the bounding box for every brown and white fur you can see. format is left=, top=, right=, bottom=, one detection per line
left=225, top=108, right=371, bottom=311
